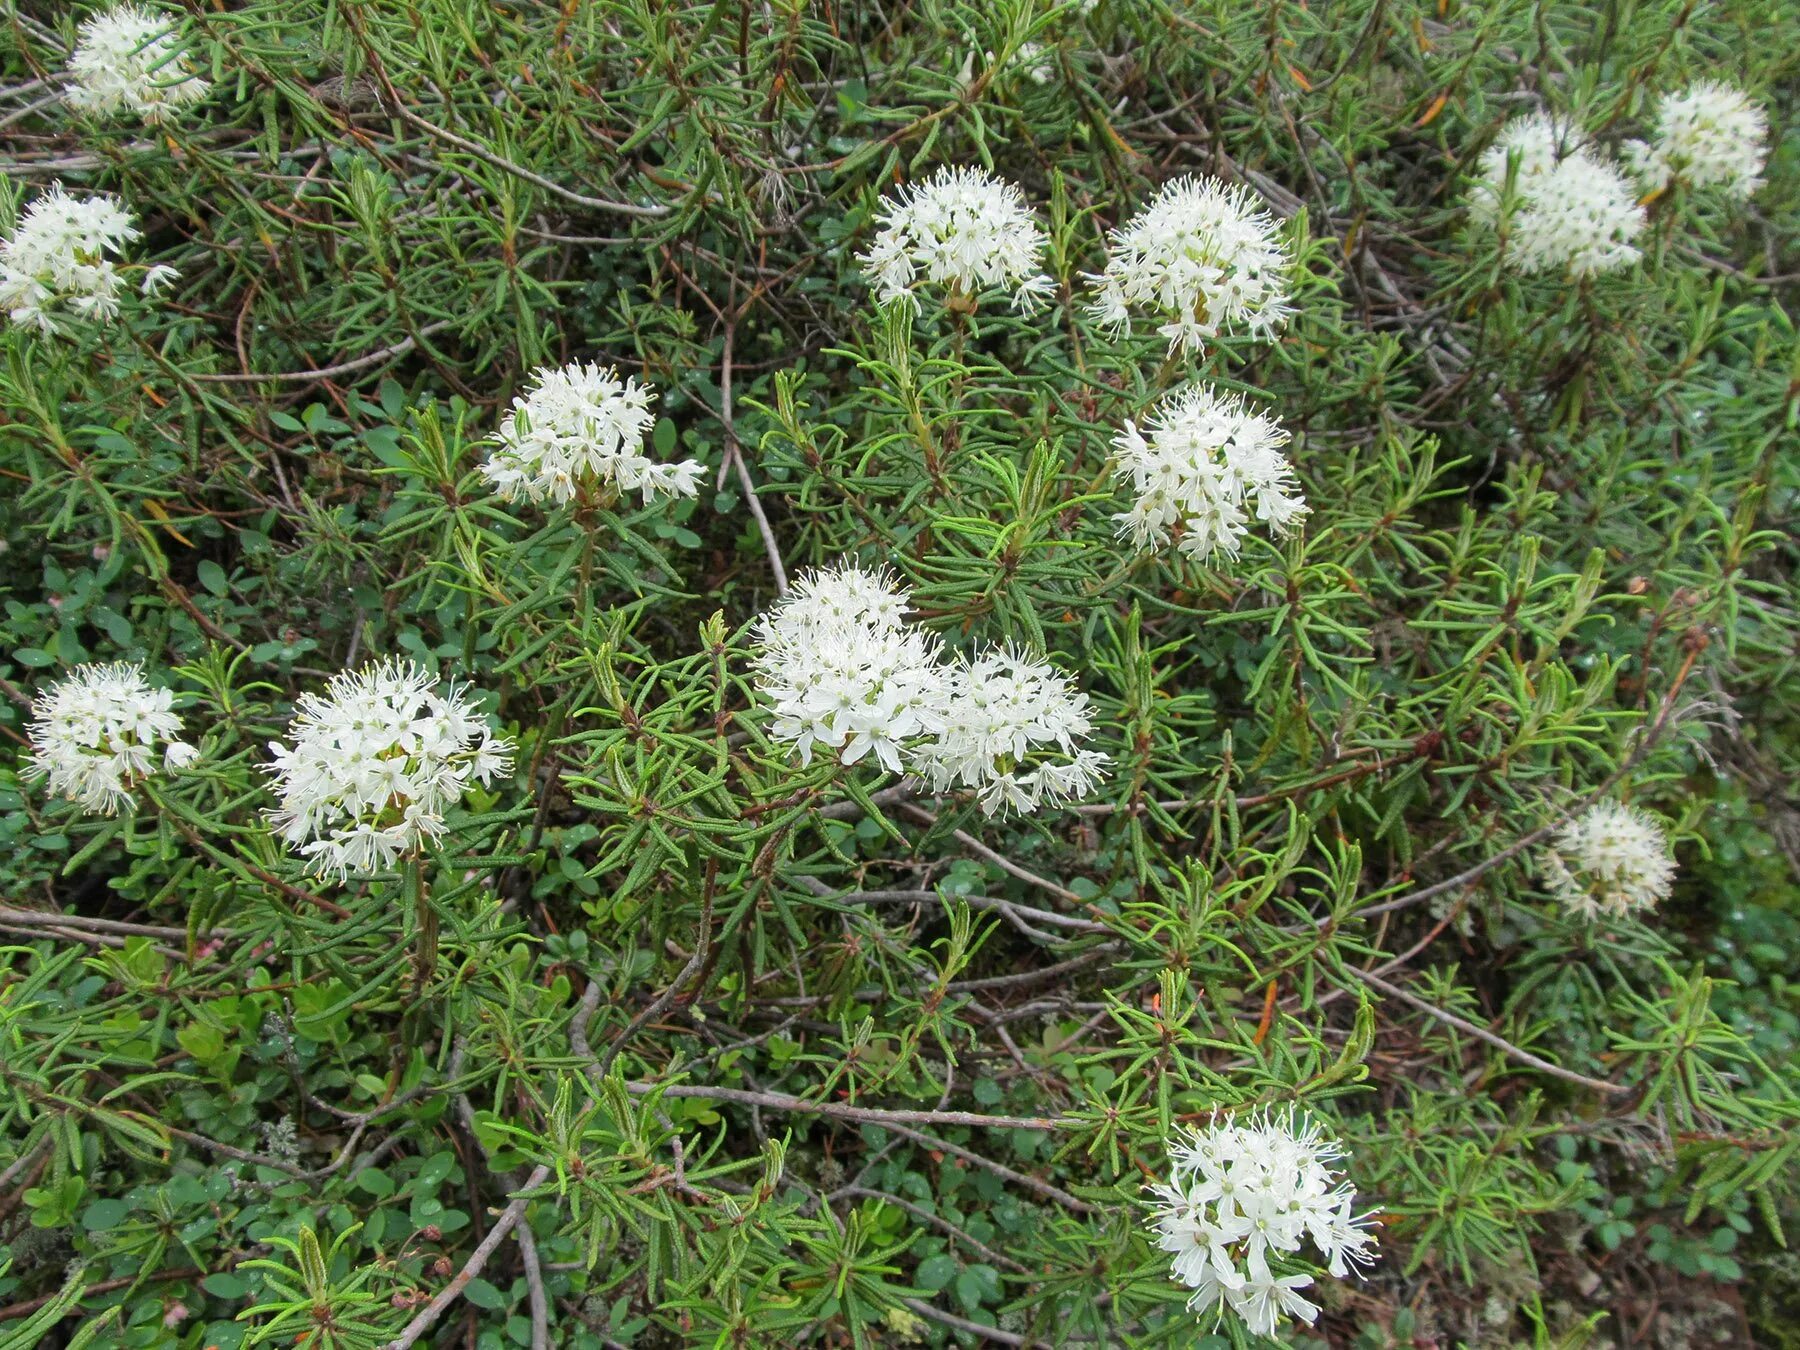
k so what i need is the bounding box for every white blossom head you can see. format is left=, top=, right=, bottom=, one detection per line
left=1624, top=82, right=1768, bottom=199
left=1472, top=113, right=1645, bottom=277
left=0, top=186, right=165, bottom=334
left=266, top=658, right=514, bottom=880
left=758, top=559, right=914, bottom=636
left=751, top=562, right=950, bottom=774
left=1148, top=1109, right=1377, bottom=1339
left=1469, top=112, right=1586, bottom=222
left=481, top=362, right=704, bottom=507
left=67, top=3, right=209, bottom=123
left=857, top=167, right=1055, bottom=313
left=909, top=646, right=1108, bottom=816
left=1087, top=175, right=1294, bottom=356
left=27, top=662, right=196, bottom=815
left=1111, top=384, right=1305, bottom=562
left=1540, top=799, right=1676, bottom=922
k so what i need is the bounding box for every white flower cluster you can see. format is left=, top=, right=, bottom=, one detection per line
left=1540, top=799, right=1677, bottom=922
left=1469, top=111, right=1582, bottom=218
left=481, top=362, right=705, bottom=506
left=1625, top=82, right=1768, bottom=199
left=910, top=647, right=1110, bottom=815
left=0, top=186, right=175, bottom=333
left=266, top=658, right=514, bottom=880
left=751, top=563, right=950, bottom=775
left=1472, top=113, right=1646, bottom=277
left=66, top=4, right=209, bottom=122
left=751, top=562, right=1107, bottom=815
left=1111, top=384, right=1306, bottom=561
left=1088, top=175, right=1294, bottom=355
left=858, top=166, right=1055, bottom=312
left=27, top=662, right=197, bottom=815
left=1149, top=1111, right=1377, bottom=1338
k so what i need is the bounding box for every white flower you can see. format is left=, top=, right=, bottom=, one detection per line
left=750, top=562, right=949, bottom=774
left=0, top=186, right=146, bottom=333
left=27, top=662, right=195, bottom=815
left=909, top=646, right=1108, bottom=816
left=857, top=166, right=1055, bottom=312
left=1541, top=799, right=1676, bottom=922
left=1472, top=112, right=1645, bottom=277
left=266, top=658, right=514, bottom=880
left=752, top=566, right=1108, bottom=815
left=1087, top=175, right=1293, bottom=355
left=757, top=559, right=913, bottom=635
left=1111, top=384, right=1305, bottom=562
left=1514, top=153, right=1646, bottom=277
left=140, top=263, right=180, bottom=296
left=1232, top=1248, right=1320, bottom=1338
left=66, top=3, right=209, bottom=123
left=481, top=362, right=704, bottom=506
left=1625, top=82, right=1768, bottom=198
left=1150, top=1110, right=1377, bottom=1338
left=1013, top=41, right=1055, bottom=85
left=1469, top=112, right=1584, bottom=223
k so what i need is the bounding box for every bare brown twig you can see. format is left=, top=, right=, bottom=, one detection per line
left=381, top=1165, right=552, bottom=1350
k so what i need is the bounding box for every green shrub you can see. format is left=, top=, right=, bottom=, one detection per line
left=0, top=1, right=1796, bottom=1346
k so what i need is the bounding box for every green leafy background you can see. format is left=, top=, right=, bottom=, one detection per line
left=0, top=1, right=1797, bottom=1347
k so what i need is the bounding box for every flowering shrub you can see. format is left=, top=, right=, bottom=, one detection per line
left=752, top=560, right=951, bottom=773
left=1540, top=799, right=1679, bottom=923
left=1110, top=383, right=1305, bottom=559
left=482, top=362, right=704, bottom=506
left=1088, top=174, right=1295, bottom=353
left=0, top=185, right=172, bottom=331
left=65, top=3, right=209, bottom=123
left=1471, top=112, right=1648, bottom=276
left=858, top=165, right=1056, bottom=313
left=26, top=661, right=194, bottom=814
left=1626, top=82, right=1770, bottom=197
left=0, top=3, right=1796, bottom=1348
left=1149, top=1111, right=1377, bottom=1336
left=266, top=658, right=514, bottom=880
left=909, top=646, right=1109, bottom=816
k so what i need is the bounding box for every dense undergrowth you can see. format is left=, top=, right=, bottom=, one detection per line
left=1, top=1, right=1798, bottom=1347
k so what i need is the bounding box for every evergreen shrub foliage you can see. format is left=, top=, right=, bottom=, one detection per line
left=1, top=1, right=1797, bottom=1346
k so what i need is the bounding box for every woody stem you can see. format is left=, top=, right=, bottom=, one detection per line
left=405, top=855, right=436, bottom=999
